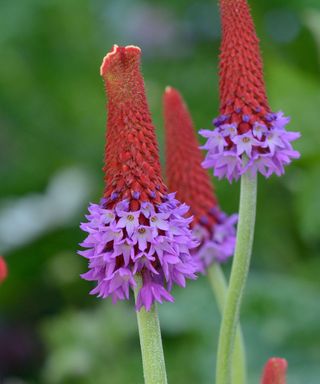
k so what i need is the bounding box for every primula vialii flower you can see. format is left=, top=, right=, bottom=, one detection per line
left=260, top=357, right=288, bottom=384
left=164, top=87, right=237, bottom=272
left=79, top=45, right=198, bottom=311
left=0, top=256, right=8, bottom=284
left=200, top=0, right=300, bottom=182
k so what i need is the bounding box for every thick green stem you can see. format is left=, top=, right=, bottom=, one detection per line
left=134, top=276, right=168, bottom=384
left=208, top=263, right=247, bottom=384
left=215, top=171, right=257, bottom=384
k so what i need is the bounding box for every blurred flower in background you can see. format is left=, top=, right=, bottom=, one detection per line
left=164, top=86, right=237, bottom=270
left=260, top=357, right=287, bottom=384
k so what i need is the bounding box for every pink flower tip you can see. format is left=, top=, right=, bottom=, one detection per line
left=261, top=357, right=288, bottom=384
left=100, top=44, right=142, bottom=76
left=164, top=85, right=174, bottom=94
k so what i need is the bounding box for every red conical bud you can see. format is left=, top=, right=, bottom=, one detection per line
left=164, top=87, right=217, bottom=228
left=261, top=357, right=288, bottom=384
left=164, top=87, right=237, bottom=269
left=101, top=45, right=166, bottom=209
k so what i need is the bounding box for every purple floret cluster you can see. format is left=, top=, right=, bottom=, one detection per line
left=79, top=193, right=198, bottom=311
left=199, top=112, right=300, bottom=182
left=192, top=209, right=238, bottom=273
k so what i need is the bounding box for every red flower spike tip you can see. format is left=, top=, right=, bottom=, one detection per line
left=199, top=0, right=300, bottom=182
left=261, top=357, right=288, bottom=384
left=0, top=256, right=8, bottom=284
left=164, top=87, right=237, bottom=270
left=101, top=45, right=166, bottom=209
left=219, top=0, right=270, bottom=120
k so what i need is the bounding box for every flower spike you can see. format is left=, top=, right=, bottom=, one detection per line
left=200, top=0, right=300, bottom=182
left=79, top=46, right=198, bottom=311
left=164, top=87, right=237, bottom=272
left=261, top=357, right=288, bottom=384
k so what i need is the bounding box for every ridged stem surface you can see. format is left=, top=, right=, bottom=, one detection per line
left=134, top=275, right=168, bottom=384
left=215, top=172, right=257, bottom=384
left=208, top=263, right=247, bottom=384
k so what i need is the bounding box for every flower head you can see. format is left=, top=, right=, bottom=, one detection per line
left=261, top=357, right=288, bottom=384
left=0, top=256, right=8, bottom=284
left=79, top=46, right=198, bottom=311
left=200, top=0, right=300, bottom=182
left=164, top=87, right=237, bottom=272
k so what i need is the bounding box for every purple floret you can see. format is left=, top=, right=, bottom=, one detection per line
left=192, top=211, right=238, bottom=273
left=200, top=111, right=300, bottom=182
left=79, top=194, right=198, bottom=311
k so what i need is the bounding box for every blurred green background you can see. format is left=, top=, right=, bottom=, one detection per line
left=0, top=0, right=319, bottom=383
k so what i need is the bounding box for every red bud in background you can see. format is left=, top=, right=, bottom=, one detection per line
left=261, top=357, right=288, bottom=384
left=0, top=256, right=8, bottom=283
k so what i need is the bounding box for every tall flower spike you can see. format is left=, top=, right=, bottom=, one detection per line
left=200, top=0, right=300, bottom=182
left=79, top=45, right=198, bottom=311
left=164, top=87, right=237, bottom=272
left=261, top=358, right=288, bottom=384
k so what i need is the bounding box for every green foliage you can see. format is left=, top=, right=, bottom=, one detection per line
left=41, top=273, right=320, bottom=384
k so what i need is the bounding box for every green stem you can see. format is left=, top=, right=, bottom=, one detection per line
left=134, top=276, right=168, bottom=384
left=208, top=263, right=247, bottom=384
left=215, top=171, right=257, bottom=384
